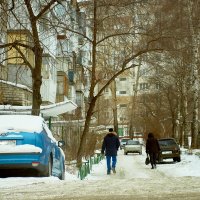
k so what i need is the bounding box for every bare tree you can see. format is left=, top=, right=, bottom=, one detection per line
left=133, top=0, right=199, bottom=148
left=0, top=0, right=59, bottom=115
left=73, top=0, right=170, bottom=167
left=187, top=0, right=200, bottom=148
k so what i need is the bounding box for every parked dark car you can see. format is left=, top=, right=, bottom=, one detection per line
left=157, top=138, right=181, bottom=162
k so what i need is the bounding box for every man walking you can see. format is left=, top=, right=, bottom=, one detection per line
left=101, top=128, right=120, bottom=175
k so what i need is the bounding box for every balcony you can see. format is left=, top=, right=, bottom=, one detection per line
left=68, top=70, right=75, bottom=84
left=76, top=82, right=84, bottom=92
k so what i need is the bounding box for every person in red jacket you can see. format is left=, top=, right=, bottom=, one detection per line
left=146, top=132, right=160, bottom=169
left=101, top=128, right=120, bottom=175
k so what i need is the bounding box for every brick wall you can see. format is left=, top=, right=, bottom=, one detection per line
left=0, top=82, right=32, bottom=106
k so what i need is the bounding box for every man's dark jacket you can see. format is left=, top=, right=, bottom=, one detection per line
left=101, top=133, right=120, bottom=156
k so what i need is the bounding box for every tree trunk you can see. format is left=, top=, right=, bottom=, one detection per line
left=23, top=0, right=45, bottom=116
left=112, top=80, right=118, bottom=135
left=187, top=0, right=199, bottom=148
left=129, top=59, right=141, bottom=135
left=182, top=81, right=188, bottom=147
left=76, top=97, right=97, bottom=168
left=76, top=0, right=97, bottom=168
left=32, top=46, right=43, bottom=116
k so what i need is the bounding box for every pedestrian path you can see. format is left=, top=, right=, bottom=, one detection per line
left=86, top=148, right=171, bottom=181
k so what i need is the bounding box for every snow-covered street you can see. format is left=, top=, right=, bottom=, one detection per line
left=0, top=149, right=200, bottom=200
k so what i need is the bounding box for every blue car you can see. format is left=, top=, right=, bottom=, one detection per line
left=0, top=115, right=65, bottom=180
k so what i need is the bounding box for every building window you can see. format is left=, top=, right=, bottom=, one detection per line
left=120, top=117, right=126, bottom=121
left=139, top=68, right=149, bottom=76
left=119, top=78, right=126, bottom=81
left=120, top=104, right=127, bottom=108
left=105, top=111, right=110, bottom=118
left=155, top=83, right=160, bottom=89
left=104, top=87, right=109, bottom=93
left=140, top=83, right=149, bottom=90
left=119, top=91, right=126, bottom=94
left=104, top=99, right=109, bottom=107
left=57, top=76, right=63, bottom=94
left=133, top=84, right=136, bottom=91
left=76, top=92, right=82, bottom=107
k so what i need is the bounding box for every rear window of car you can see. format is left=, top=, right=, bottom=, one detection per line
left=121, top=139, right=129, bottom=142
left=158, top=139, right=177, bottom=147
left=127, top=140, right=140, bottom=145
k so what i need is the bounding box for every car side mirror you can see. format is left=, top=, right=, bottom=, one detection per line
left=58, top=140, right=65, bottom=147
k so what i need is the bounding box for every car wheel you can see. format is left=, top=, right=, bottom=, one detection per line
left=176, top=157, right=181, bottom=162
left=45, top=156, right=52, bottom=177
left=158, top=156, right=163, bottom=163
left=59, top=164, right=65, bottom=180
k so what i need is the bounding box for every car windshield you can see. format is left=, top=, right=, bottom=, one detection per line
left=127, top=140, right=140, bottom=145
left=158, top=139, right=177, bottom=147
left=121, top=139, right=129, bottom=143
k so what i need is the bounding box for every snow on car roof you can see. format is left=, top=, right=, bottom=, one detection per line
left=0, top=115, right=57, bottom=142
left=0, top=115, right=45, bottom=133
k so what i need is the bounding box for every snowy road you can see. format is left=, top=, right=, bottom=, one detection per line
left=0, top=149, right=200, bottom=200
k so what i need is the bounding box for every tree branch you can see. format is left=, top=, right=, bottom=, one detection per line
left=8, top=0, right=15, bottom=11
left=97, top=32, right=135, bottom=45
left=96, top=64, right=139, bottom=98
left=12, top=44, right=33, bottom=71
left=57, top=23, right=93, bottom=43
left=0, top=41, right=34, bottom=51
left=35, top=0, right=58, bottom=21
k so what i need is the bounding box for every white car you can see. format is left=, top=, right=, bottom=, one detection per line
left=124, top=140, right=142, bottom=155
left=120, top=138, right=130, bottom=149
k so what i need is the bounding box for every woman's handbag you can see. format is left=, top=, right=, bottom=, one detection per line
left=145, top=154, right=150, bottom=165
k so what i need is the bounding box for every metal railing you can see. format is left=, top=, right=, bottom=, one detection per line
left=78, top=153, right=104, bottom=180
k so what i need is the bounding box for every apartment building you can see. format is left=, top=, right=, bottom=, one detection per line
left=85, top=1, right=137, bottom=136
left=55, top=0, right=92, bottom=120
left=0, top=0, right=151, bottom=138
left=0, top=1, right=91, bottom=119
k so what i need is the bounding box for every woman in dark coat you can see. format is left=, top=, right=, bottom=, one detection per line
left=146, top=132, right=160, bottom=169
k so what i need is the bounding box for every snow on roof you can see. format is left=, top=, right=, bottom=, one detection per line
left=0, top=100, right=78, bottom=117
left=40, top=100, right=77, bottom=117
left=0, top=115, right=44, bottom=133
left=0, top=80, right=32, bottom=92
